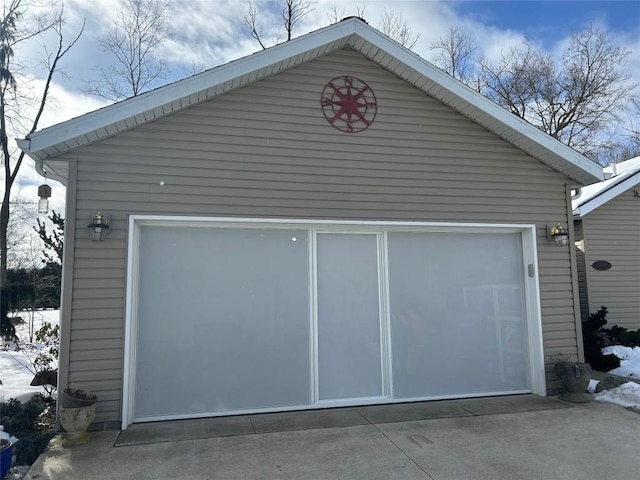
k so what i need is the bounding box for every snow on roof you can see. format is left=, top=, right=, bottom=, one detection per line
left=573, top=156, right=640, bottom=217
left=17, top=17, right=602, bottom=186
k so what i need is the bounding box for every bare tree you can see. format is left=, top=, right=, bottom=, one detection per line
left=84, top=0, right=171, bottom=101
left=282, top=0, right=312, bottom=42
left=249, top=3, right=419, bottom=51
left=1, top=0, right=83, bottom=326
left=478, top=25, right=635, bottom=157
left=430, top=26, right=479, bottom=85
left=245, top=0, right=313, bottom=50
left=4, top=193, right=35, bottom=269
left=377, top=9, right=420, bottom=49
left=479, top=44, right=554, bottom=122
left=623, top=96, right=640, bottom=148
left=596, top=140, right=640, bottom=166
left=326, top=5, right=343, bottom=25
left=244, top=1, right=267, bottom=50
left=327, top=5, right=369, bottom=25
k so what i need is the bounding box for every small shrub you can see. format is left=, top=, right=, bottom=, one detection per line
left=31, top=323, right=59, bottom=398
left=0, top=314, right=17, bottom=342
left=582, top=306, right=621, bottom=371
left=607, top=325, right=640, bottom=348
left=0, top=395, right=55, bottom=466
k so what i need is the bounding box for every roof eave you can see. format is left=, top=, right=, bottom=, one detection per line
left=20, top=17, right=603, bottom=186
left=574, top=171, right=640, bottom=216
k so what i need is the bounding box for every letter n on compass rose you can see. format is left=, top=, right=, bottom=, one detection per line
left=321, top=76, right=377, bottom=133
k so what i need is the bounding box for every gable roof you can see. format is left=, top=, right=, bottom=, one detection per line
left=573, top=156, right=640, bottom=217
left=18, top=17, right=602, bottom=186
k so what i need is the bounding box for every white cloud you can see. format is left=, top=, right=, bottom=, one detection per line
left=478, top=28, right=529, bottom=64
left=161, top=0, right=255, bottom=69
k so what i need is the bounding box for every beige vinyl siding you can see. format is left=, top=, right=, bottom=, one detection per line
left=583, top=189, right=640, bottom=330
left=62, top=49, right=579, bottom=427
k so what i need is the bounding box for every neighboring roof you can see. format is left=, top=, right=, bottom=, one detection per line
left=573, top=156, right=640, bottom=217
left=18, top=17, right=603, bottom=186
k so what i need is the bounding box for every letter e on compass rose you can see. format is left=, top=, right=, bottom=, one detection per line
left=321, top=76, right=377, bottom=133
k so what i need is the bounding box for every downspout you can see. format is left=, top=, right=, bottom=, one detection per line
left=15, top=138, right=68, bottom=186
left=566, top=184, right=585, bottom=362
left=571, top=187, right=582, bottom=201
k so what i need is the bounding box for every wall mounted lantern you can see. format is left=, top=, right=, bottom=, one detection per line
left=88, top=212, right=110, bottom=241
left=547, top=224, right=569, bottom=247
left=37, top=183, right=52, bottom=214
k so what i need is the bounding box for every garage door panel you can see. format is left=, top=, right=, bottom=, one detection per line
left=388, top=232, right=530, bottom=399
left=135, top=227, right=311, bottom=419
left=317, top=233, right=383, bottom=401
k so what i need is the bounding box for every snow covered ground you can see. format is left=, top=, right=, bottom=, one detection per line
left=0, top=310, right=60, bottom=402
left=1, top=309, right=640, bottom=409
left=591, top=345, right=640, bottom=408
left=603, top=345, right=640, bottom=379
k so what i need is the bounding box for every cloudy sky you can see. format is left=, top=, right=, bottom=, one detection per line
left=6, top=0, right=640, bottom=231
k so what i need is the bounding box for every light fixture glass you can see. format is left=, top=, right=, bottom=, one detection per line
left=88, top=212, right=110, bottom=241
left=554, top=234, right=569, bottom=247
left=37, top=198, right=49, bottom=214
left=548, top=224, right=569, bottom=247
left=37, top=184, right=52, bottom=214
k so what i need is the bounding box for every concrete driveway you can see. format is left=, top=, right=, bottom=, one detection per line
left=25, top=395, right=640, bottom=479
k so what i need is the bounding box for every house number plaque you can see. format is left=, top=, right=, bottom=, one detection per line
left=592, top=260, right=612, bottom=271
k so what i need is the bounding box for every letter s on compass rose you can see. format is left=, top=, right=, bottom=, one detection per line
left=321, top=76, right=377, bottom=133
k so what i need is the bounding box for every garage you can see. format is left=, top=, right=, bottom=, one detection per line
left=123, top=217, right=545, bottom=425
left=19, top=14, right=603, bottom=431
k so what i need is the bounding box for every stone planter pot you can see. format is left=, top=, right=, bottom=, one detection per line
left=555, top=361, right=592, bottom=403
left=59, top=389, right=97, bottom=446
left=60, top=388, right=97, bottom=408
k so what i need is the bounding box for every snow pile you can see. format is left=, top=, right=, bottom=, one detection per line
left=591, top=345, right=640, bottom=409
left=594, top=382, right=640, bottom=408
left=0, top=425, right=18, bottom=444
left=0, top=310, right=59, bottom=403
left=603, top=345, right=640, bottom=378
left=0, top=350, right=44, bottom=403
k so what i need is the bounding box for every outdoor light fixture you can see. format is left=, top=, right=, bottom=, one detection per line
left=547, top=224, right=569, bottom=247
left=37, top=183, right=51, bottom=214
left=88, top=212, right=110, bottom=241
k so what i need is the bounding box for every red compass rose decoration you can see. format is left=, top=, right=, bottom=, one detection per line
left=321, top=76, right=377, bottom=133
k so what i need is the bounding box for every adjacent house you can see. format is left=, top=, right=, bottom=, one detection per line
left=18, top=18, right=602, bottom=430
left=573, top=156, right=640, bottom=330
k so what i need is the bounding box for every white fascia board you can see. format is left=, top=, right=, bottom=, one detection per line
left=576, top=171, right=640, bottom=216
left=17, top=138, right=69, bottom=185
left=23, top=20, right=358, bottom=156
left=352, top=23, right=602, bottom=185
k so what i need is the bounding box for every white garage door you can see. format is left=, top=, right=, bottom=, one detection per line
left=128, top=220, right=540, bottom=424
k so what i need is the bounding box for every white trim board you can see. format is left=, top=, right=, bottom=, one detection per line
left=124, top=215, right=536, bottom=231
left=574, top=171, right=640, bottom=217
left=122, top=215, right=545, bottom=429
